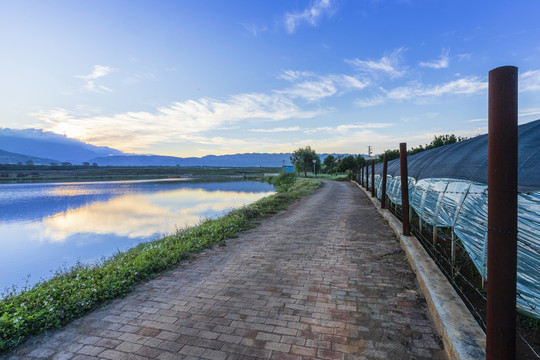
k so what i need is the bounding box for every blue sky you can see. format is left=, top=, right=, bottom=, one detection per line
left=1, top=0, right=540, bottom=157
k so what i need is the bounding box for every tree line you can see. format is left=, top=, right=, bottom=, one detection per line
left=290, top=134, right=466, bottom=177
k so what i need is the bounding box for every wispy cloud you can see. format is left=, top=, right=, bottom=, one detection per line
left=30, top=93, right=324, bottom=152
left=355, top=96, right=386, bottom=108
left=123, top=71, right=157, bottom=85
left=356, top=76, right=487, bottom=107
left=249, top=126, right=301, bottom=133
left=520, top=70, right=540, bottom=92
left=419, top=48, right=450, bottom=69
left=386, top=76, right=486, bottom=99
left=277, top=71, right=368, bottom=101
left=467, top=117, right=487, bottom=123
left=241, top=22, right=268, bottom=37
left=345, top=48, right=406, bottom=79
left=304, top=122, right=393, bottom=134
left=75, top=65, right=114, bottom=93
left=284, top=0, right=335, bottom=34
left=277, top=70, right=315, bottom=81
left=519, top=108, right=540, bottom=118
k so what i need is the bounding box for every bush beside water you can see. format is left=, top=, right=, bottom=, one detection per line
left=0, top=179, right=322, bottom=352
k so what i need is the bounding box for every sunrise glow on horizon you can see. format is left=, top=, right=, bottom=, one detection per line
left=1, top=1, right=540, bottom=157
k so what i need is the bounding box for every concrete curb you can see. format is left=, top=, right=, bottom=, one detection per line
left=353, top=181, right=486, bottom=360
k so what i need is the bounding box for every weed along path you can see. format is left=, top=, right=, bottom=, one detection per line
left=3, top=180, right=447, bottom=360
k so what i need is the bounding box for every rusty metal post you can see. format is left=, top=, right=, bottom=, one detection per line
left=399, top=143, right=410, bottom=236
left=365, top=162, right=369, bottom=190
left=371, top=160, right=375, bottom=196
left=381, top=155, right=388, bottom=209
left=486, top=66, right=518, bottom=360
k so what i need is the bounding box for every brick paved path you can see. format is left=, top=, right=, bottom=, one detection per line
left=3, top=181, right=447, bottom=360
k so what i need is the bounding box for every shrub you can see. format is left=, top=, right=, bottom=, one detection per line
left=273, top=172, right=297, bottom=193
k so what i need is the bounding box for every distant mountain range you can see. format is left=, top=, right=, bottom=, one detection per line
left=0, top=149, right=58, bottom=165
left=0, top=128, right=123, bottom=164
left=0, top=128, right=352, bottom=167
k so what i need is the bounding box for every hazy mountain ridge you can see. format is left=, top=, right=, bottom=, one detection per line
left=0, top=128, right=352, bottom=167
left=0, top=149, right=59, bottom=165
left=0, top=128, right=124, bottom=163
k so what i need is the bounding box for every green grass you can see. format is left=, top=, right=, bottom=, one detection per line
left=0, top=179, right=321, bottom=353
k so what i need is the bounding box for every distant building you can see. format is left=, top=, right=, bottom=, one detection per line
left=283, top=166, right=294, bottom=173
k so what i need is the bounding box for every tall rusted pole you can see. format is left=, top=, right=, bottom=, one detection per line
left=381, top=155, right=388, bottom=209
left=399, top=143, right=410, bottom=236
left=365, top=162, right=369, bottom=190
left=371, top=160, right=375, bottom=196
left=486, top=66, right=518, bottom=360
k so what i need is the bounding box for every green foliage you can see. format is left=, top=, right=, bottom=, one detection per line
left=337, top=155, right=357, bottom=173
left=0, top=179, right=322, bottom=353
left=375, top=134, right=468, bottom=162
left=290, top=146, right=321, bottom=177
left=409, top=134, right=468, bottom=155
left=272, top=172, right=297, bottom=193
left=377, top=149, right=400, bottom=163
left=322, top=155, right=337, bottom=174
left=323, top=154, right=364, bottom=174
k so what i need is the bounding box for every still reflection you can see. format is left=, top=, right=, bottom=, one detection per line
left=42, top=189, right=271, bottom=242
left=0, top=180, right=274, bottom=291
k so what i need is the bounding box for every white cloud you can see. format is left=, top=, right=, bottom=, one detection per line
left=467, top=118, right=487, bottom=123
left=241, top=22, right=268, bottom=37
left=75, top=65, right=114, bottom=93
left=75, top=65, right=113, bottom=80
left=520, top=70, right=540, bottom=92
left=30, top=93, right=324, bottom=152
left=345, top=48, right=406, bottom=79
left=386, top=76, right=487, bottom=99
left=419, top=48, right=450, bottom=69
left=304, top=122, right=393, bottom=134
left=279, top=78, right=337, bottom=101
left=277, top=70, right=315, bottom=81
left=284, top=0, right=335, bottom=34
left=355, top=96, right=386, bottom=108
left=519, top=108, right=540, bottom=118
left=249, top=126, right=301, bottom=133
left=277, top=72, right=368, bottom=101
left=354, top=76, right=487, bottom=107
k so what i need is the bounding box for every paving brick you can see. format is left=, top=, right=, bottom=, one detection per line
left=2, top=182, right=448, bottom=360
left=77, top=345, right=105, bottom=356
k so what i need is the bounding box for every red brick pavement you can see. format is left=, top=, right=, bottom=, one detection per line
left=2, top=181, right=447, bottom=360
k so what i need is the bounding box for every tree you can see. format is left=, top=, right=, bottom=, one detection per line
left=409, top=134, right=468, bottom=155
left=337, top=155, right=356, bottom=173
left=378, top=134, right=469, bottom=160
left=290, top=146, right=321, bottom=177
left=377, top=149, right=400, bottom=163
left=322, top=155, right=337, bottom=174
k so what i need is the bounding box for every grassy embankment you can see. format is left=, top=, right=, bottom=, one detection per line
left=0, top=178, right=322, bottom=353
left=0, top=165, right=280, bottom=183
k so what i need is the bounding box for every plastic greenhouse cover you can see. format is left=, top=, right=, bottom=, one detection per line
left=378, top=176, right=540, bottom=318
left=374, top=118, right=540, bottom=193
left=369, top=119, right=540, bottom=318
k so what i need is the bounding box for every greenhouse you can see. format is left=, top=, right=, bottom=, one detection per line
left=370, top=119, right=540, bottom=319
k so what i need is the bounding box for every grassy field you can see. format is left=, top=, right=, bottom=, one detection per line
left=0, top=164, right=280, bottom=183
left=0, top=178, right=322, bottom=353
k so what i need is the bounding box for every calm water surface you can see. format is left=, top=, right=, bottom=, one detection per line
left=0, top=179, right=274, bottom=291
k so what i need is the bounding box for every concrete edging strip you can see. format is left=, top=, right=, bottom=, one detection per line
left=353, top=181, right=486, bottom=360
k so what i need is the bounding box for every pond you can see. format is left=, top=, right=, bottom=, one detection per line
left=0, top=179, right=275, bottom=292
